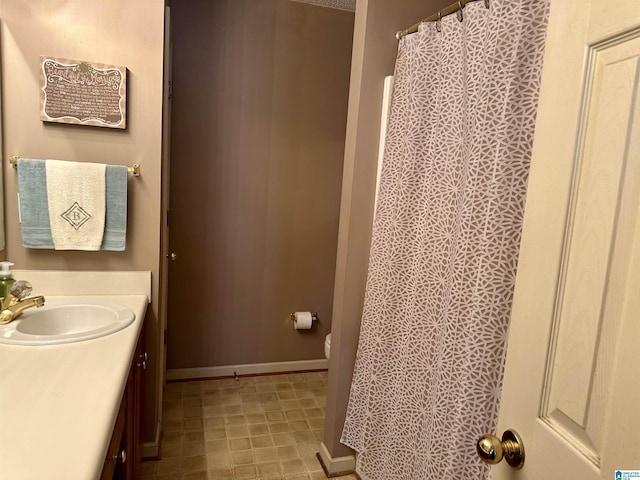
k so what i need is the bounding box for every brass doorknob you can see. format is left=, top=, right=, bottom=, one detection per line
left=476, top=429, right=524, bottom=469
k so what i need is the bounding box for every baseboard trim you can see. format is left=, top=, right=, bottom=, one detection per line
left=317, top=442, right=356, bottom=477
left=166, top=359, right=329, bottom=381
left=142, top=421, right=161, bottom=459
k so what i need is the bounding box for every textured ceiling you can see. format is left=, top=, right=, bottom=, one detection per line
left=289, top=0, right=356, bottom=12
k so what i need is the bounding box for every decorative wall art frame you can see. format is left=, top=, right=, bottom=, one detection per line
left=40, top=56, right=127, bottom=129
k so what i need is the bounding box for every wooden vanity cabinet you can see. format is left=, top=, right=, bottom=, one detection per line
left=100, top=330, right=145, bottom=480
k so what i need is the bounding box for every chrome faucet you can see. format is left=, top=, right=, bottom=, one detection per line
left=0, top=280, right=45, bottom=325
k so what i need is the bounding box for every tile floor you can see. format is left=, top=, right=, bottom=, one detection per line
left=140, top=371, right=357, bottom=480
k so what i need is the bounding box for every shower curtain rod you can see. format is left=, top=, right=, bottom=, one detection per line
left=396, top=0, right=489, bottom=40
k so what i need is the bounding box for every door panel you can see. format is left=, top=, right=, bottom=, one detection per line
left=494, top=1, right=640, bottom=478
left=543, top=35, right=640, bottom=465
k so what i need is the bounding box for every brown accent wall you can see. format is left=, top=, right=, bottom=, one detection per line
left=0, top=0, right=165, bottom=443
left=167, top=0, right=353, bottom=368
left=323, top=0, right=458, bottom=460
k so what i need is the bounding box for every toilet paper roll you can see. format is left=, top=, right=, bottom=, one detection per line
left=293, top=311, right=313, bottom=330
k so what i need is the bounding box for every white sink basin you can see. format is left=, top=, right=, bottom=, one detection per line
left=0, top=301, right=135, bottom=346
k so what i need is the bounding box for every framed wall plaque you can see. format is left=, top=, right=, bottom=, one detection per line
left=40, top=56, right=127, bottom=129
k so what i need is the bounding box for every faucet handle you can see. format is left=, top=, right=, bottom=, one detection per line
left=10, top=280, right=33, bottom=301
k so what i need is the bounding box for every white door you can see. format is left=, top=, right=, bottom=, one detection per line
left=489, top=0, right=640, bottom=478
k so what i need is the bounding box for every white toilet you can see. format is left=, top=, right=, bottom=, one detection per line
left=324, top=333, right=332, bottom=360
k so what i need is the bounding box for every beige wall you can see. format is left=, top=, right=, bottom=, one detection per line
left=323, top=0, right=457, bottom=460
left=0, top=0, right=165, bottom=443
left=166, top=0, right=354, bottom=368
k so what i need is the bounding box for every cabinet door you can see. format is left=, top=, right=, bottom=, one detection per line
left=123, top=329, right=145, bottom=479
left=102, top=328, right=145, bottom=480
left=100, top=396, right=126, bottom=480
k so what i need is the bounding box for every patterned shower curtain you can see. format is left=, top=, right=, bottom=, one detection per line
left=340, top=1, right=550, bottom=478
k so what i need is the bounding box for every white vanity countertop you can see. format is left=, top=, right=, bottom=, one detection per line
left=0, top=293, right=149, bottom=480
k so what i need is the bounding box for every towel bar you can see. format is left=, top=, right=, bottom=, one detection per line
left=9, top=156, right=141, bottom=177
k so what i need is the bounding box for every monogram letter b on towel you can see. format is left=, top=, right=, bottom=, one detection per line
left=47, top=160, right=106, bottom=250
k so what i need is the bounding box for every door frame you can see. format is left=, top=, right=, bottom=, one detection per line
left=148, top=3, right=172, bottom=458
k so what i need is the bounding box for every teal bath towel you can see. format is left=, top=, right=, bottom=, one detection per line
left=102, top=165, right=128, bottom=251
left=17, top=158, right=128, bottom=251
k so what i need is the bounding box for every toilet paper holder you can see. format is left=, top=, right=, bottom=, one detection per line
left=289, top=312, right=318, bottom=323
